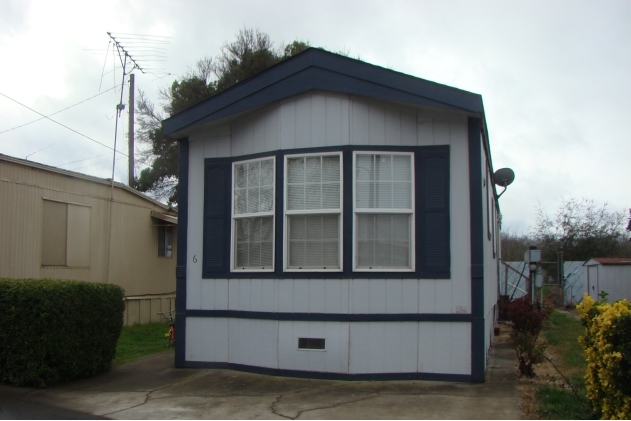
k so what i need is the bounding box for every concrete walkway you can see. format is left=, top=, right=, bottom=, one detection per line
left=0, top=337, right=520, bottom=419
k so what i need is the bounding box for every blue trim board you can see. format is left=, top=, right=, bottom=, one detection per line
left=182, top=362, right=472, bottom=383
left=163, top=48, right=484, bottom=137
left=468, top=117, right=486, bottom=383
left=175, top=138, right=190, bottom=368
left=185, top=310, right=473, bottom=322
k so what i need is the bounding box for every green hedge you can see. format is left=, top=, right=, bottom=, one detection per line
left=0, top=278, right=125, bottom=387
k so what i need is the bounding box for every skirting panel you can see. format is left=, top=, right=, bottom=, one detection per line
left=185, top=317, right=472, bottom=379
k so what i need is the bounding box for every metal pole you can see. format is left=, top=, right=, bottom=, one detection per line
left=558, top=251, right=564, bottom=306
left=128, top=73, right=135, bottom=186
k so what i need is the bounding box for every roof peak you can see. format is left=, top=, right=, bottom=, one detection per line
left=163, top=48, right=484, bottom=138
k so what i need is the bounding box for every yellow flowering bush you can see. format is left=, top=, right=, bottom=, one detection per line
left=577, top=293, right=631, bottom=419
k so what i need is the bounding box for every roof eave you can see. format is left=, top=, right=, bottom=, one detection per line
left=163, top=48, right=484, bottom=138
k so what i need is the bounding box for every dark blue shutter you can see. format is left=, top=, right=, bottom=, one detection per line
left=417, top=147, right=450, bottom=278
left=203, top=159, right=231, bottom=276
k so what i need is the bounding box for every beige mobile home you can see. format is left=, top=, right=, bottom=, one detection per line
left=0, top=153, right=177, bottom=325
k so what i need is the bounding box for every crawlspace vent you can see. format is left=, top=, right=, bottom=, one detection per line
left=298, top=338, right=325, bottom=350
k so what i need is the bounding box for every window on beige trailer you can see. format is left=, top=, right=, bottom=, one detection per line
left=158, top=225, right=173, bottom=257
left=41, top=200, right=90, bottom=267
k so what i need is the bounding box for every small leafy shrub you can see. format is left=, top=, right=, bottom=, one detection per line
left=0, top=278, right=124, bottom=387
left=577, top=294, right=631, bottom=419
left=508, top=297, right=552, bottom=377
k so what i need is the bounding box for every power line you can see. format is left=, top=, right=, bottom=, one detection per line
left=0, top=85, right=118, bottom=136
left=0, top=93, right=127, bottom=157
left=68, top=154, right=125, bottom=172
left=57, top=151, right=112, bottom=167
left=25, top=114, right=110, bottom=159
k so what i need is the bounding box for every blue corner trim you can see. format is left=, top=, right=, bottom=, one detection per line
left=185, top=310, right=473, bottom=323
left=182, top=361, right=472, bottom=383
left=175, top=138, right=189, bottom=368
left=468, top=118, right=486, bottom=383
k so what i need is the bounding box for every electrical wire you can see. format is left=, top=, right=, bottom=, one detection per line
left=57, top=151, right=112, bottom=167
left=0, top=93, right=127, bottom=157
left=25, top=114, right=110, bottom=159
left=69, top=154, right=124, bottom=172
left=0, top=85, right=118, bottom=136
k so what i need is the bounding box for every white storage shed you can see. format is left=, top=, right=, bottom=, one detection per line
left=585, top=257, right=631, bottom=302
left=163, top=48, right=501, bottom=382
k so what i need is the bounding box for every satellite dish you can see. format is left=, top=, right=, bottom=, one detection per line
left=493, top=168, right=515, bottom=188
left=493, top=168, right=515, bottom=199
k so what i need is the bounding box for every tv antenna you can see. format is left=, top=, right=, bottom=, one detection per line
left=103, top=32, right=171, bottom=187
left=107, top=32, right=144, bottom=188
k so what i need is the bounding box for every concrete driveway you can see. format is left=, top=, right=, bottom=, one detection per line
left=0, top=336, right=520, bottom=419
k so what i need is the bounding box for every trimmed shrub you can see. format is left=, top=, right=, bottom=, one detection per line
left=0, top=278, right=124, bottom=387
left=577, top=294, right=631, bottom=419
left=507, top=297, right=552, bottom=377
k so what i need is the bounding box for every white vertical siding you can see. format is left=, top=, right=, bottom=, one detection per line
left=184, top=318, right=472, bottom=376
left=227, top=278, right=278, bottom=312
left=449, top=117, right=471, bottom=313
left=590, top=265, right=631, bottom=302
left=228, top=318, right=278, bottom=368
left=200, top=279, right=229, bottom=310
left=481, top=133, right=499, bottom=361
left=350, top=100, right=370, bottom=145
left=349, top=322, right=419, bottom=373
left=186, top=138, right=205, bottom=311
left=324, top=95, right=349, bottom=146
left=278, top=321, right=349, bottom=373
left=186, top=317, right=229, bottom=362
left=207, top=92, right=470, bottom=156
left=418, top=322, right=471, bottom=375
left=280, top=99, right=297, bottom=150
left=264, top=107, right=280, bottom=152
left=368, top=103, right=386, bottom=145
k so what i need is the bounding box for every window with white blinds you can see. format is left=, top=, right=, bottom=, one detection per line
left=232, top=157, right=275, bottom=271
left=285, top=153, right=342, bottom=270
left=354, top=152, right=414, bottom=270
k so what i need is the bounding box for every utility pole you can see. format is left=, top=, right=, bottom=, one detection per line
left=128, top=73, right=135, bottom=186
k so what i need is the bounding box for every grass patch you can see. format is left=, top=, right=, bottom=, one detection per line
left=113, top=322, right=173, bottom=365
left=535, top=310, right=593, bottom=419
left=544, top=311, right=588, bottom=370
left=537, top=384, right=591, bottom=420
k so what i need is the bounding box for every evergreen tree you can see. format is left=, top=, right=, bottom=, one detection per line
left=135, top=29, right=309, bottom=205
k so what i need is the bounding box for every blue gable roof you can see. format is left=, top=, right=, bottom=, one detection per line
left=162, top=48, right=484, bottom=137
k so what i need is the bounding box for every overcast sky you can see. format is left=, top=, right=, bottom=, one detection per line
left=1, top=0, right=629, bottom=235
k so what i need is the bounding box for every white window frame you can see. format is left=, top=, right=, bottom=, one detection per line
left=283, top=151, right=343, bottom=272
left=230, top=156, right=276, bottom=272
left=352, top=151, right=415, bottom=272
